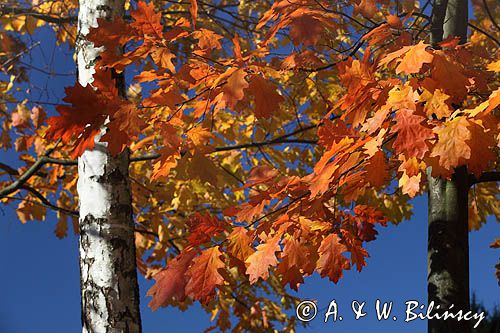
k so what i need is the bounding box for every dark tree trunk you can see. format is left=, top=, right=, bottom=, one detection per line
left=427, top=167, right=470, bottom=333
left=428, top=1, right=470, bottom=333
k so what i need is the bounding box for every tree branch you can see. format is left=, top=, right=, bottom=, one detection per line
left=0, top=141, right=61, bottom=198
left=481, top=0, right=500, bottom=32
left=469, top=171, right=500, bottom=186
left=468, top=23, right=500, bottom=46
left=20, top=185, right=78, bottom=217
left=0, top=5, right=76, bottom=24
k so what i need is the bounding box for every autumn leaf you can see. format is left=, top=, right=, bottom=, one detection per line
left=11, top=104, right=31, bottom=128
left=381, top=41, right=433, bottom=75
left=396, top=42, right=434, bottom=74
left=187, top=126, right=214, bottom=148
left=131, top=1, right=163, bottom=39
left=430, top=53, right=469, bottom=101
left=353, top=205, right=388, bottom=241
left=150, top=45, right=176, bottom=73
left=468, top=183, right=500, bottom=231
left=88, top=17, right=134, bottom=52
left=364, top=150, right=388, bottom=187
left=485, top=88, right=500, bottom=114
left=318, top=119, right=356, bottom=148
left=151, top=124, right=182, bottom=180
left=193, top=29, right=223, bottom=51
left=287, top=10, right=336, bottom=46
left=221, top=68, right=248, bottom=108
left=399, top=171, right=422, bottom=197
left=147, top=250, right=197, bottom=310
left=16, top=199, right=46, bottom=223
left=247, top=75, right=284, bottom=118
left=46, top=84, right=109, bottom=158
left=390, top=108, right=434, bottom=159
left=430, top=116, right=471, bottom=170
left=102, top=103, right=146, bottom=155
left=187, top=213, right=226, bottom=246
left=354, top=0, right=377, bottom=18
left=186, top=247, right=225, bottom=303
left=227, top=227, right=255, bottom=263
left=466, top=120, right=496, bottom=177
left=30, top=106, right=46, bottom=128
left=423, top=89, right=452, bottom=119
left=245, top=235, right=281, bottom=284
left=316, top=234, right=350, bottom=283
left=341, top=230, right=369, bottom=272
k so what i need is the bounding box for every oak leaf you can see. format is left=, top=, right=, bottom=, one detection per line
left=147, top=250, right=197, bottom=310
left=186, top=247, right=225, bottom=303
left=221, top=68, right=248, bottom=108
left=316, top=234, right=350, bottom=283
left=247, top=75, right=284, bottom=118
left=245, top=235, right=281, bottom=284
left=131, top=1, right=163, bottom=39
left=227, top=227, right=255, bottom=263
left=46, top=84, right=108, bottom=158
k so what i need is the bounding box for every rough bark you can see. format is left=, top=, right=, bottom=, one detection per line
left=77, top=0, right=142, bottom=332
left=427, top=167, right=470, bottom=333
left=428, top=1, right=470, bottom=333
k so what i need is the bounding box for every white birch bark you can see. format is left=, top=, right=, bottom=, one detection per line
left=76, top=0, right=141, bottom=332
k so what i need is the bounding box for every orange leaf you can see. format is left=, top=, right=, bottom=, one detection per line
left=341, top=230, right=369, bottom=272
left=46, top=84, right=109, bottom=158
left=430, top=53, right=469, bottom=101
left=131, top=1, right=163, bottom=39
left=485, top=88, right=500, bottom=114
left=248, top=75, right=284, bottom=118
left=150, top=45, right=176, bottom=73
left=316, top=234, right=350, bottom=283
left=147, top=250, right=197, bottom=310
left=221, top=68, right=248, bottom=108
left=396, top=41, right=433, bottom=75
left=227, top=227, right=255, bottom=262
left=430, top=117, right=471, bottom=170
left=245, top=235, right=281, bottom=284
left=193, top=29, right=223, bottom=51
left=364, top=150, right=388, bottom=187
left=102, top=103, right=146, bottom=155
left=381, top=41, right=433, bottom=75
left=186, top=247, right=225, bottom=303
left=187, top=213, right=226, bottom=246
left=391, top=109, right=434, bottom=159
left=466, top=120, right=496, bottom=177
left=187, top=126, right=214, bottom=147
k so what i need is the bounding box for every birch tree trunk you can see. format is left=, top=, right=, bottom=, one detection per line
left=428, top=1, right=470, bottom=332
left=76, top=0, right=142, bottom=332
